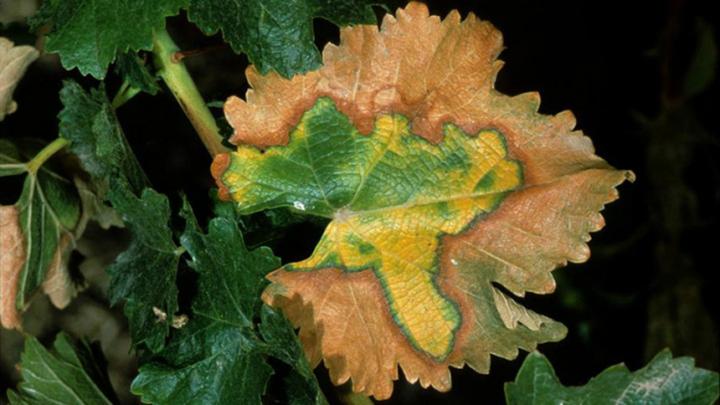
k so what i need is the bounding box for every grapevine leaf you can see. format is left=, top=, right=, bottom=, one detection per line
left=114, top=52, right=161, bottom=96
left=58, top=80, right=148, bottom=194
left=132, top=208, right=285, bottom=404
left=0, top=153, right=82, bottom=329
left=0, top=37, right=38, bottom=120
left=187, top=0, right=378, bottom=78
left=213, top=3, right=634, bottom=399
left=106, top=178, right=179, bottom=352
left=29, top=0, right=188, bottom=78
left=259, top=305, right=327, bottom=405
left=7, top=332, right=118, bottom=405
left=505, top=350, right=720, bottom=404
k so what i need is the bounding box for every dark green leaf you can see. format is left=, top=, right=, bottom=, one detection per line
left=15, top=166, right=80, bottom=308
left=133, top=204, right=326, bottom=404
left=30, top=0, right=188, bottom=78
left=259, top=306, right=327, bottom=405
left=505, top=350, right=720, bottom=405
left=106, top=178, right=179, bottom=352
left=114, top=52, right=161, bottom=96
left=8, top=332, right=118, bottom=405
left=59, top=80, right=148, bottom=194
left=187, top=0, right=378, bottom=77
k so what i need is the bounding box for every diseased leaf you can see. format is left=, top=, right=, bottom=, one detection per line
left=505, top=350, right=720, bottom=404
left=0, top=37, right=38, bottom=120
left=132, top=205, right=287, bottom=404
left=213, top=2, right=634, bottom=399
left=187, top=0, right=378, bottom=78
left=59, top=80, right=148, bottom=194
left=106, top=178, right=179, bottom=352
left=29, top=0, right=187, bottom=78
left=8, top=332, right=118, bottom=405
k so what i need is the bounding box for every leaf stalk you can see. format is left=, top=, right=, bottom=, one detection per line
left=26, top=137, right=69, bottom=174
left=152, top=29, right=228, bottom=156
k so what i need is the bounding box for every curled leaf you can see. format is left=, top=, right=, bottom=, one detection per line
left=0, top=37, right=38, bottom=120
left=214, top=2, right=633, bottom=399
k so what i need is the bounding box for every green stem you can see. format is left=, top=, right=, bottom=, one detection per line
left=152, top=29, right=228, bottom=157
left=111, top=79, right=141, bottom=109
left=26, top=137, right=69, bottom=174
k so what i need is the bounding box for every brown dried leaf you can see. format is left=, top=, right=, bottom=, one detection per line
left=0, top=206, right=24, bottom=328
left=0, top=37, right=38, bottom=121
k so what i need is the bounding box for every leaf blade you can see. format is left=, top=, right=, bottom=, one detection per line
left=505, top=350, right=720, bottom=405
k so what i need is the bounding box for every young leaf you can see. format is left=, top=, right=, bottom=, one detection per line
left=0, top=37, right=38, bottom=120
left=8, top=332, right=119, bottom=404
left=114, top=52, right=161, bottom=96
left=187, top=0, right=378, bottom=78
left=58, top=80, right=148, bottom=193
left=29, top=0, right=188, bottom=78
left=132, top=209, right=286, bottom=404
left=212, top=2, right=634, bottom=399
left=505, top=350, right=720, bottom=404
left=105, top=178, right=179, bottom=352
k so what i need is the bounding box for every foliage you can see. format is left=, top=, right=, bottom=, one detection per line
left=1, top=1, right=718, bottom=405
left=8, top=333, right=118, bottom=404
left=505, top=350, right=720, bottom=404
left=132, top=204, right=325, bottom=404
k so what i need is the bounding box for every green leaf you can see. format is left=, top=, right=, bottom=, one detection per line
left=132, top=208, right=281, bottom=404
left=106, top=178, right=179, bottom=352
left=505, top=350, right=720, bottom=405
left=8, top=332, right=118, bottom=405
left=187, top=0, right=378, bottom=77
left=14, top=166, right=80, bottom=307
left=30, top=0, right=188, bottom=78
left=114, top=52, right=161, bottom=96
left=58, top=80, right=147, bottom=194
left=0, top=138, right=25, bottom=177
left=259, top=306, right=327, bottom=405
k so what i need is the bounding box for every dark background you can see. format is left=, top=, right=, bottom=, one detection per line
left=1, top=0, right=718, bottom=404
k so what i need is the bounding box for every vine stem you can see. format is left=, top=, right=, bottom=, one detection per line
left=26, top=137, right=69, bottom=174
left=152, top=29, right=228, bottom=157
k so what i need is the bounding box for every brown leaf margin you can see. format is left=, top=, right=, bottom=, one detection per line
left=217, top=1, right=635, bottom=399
